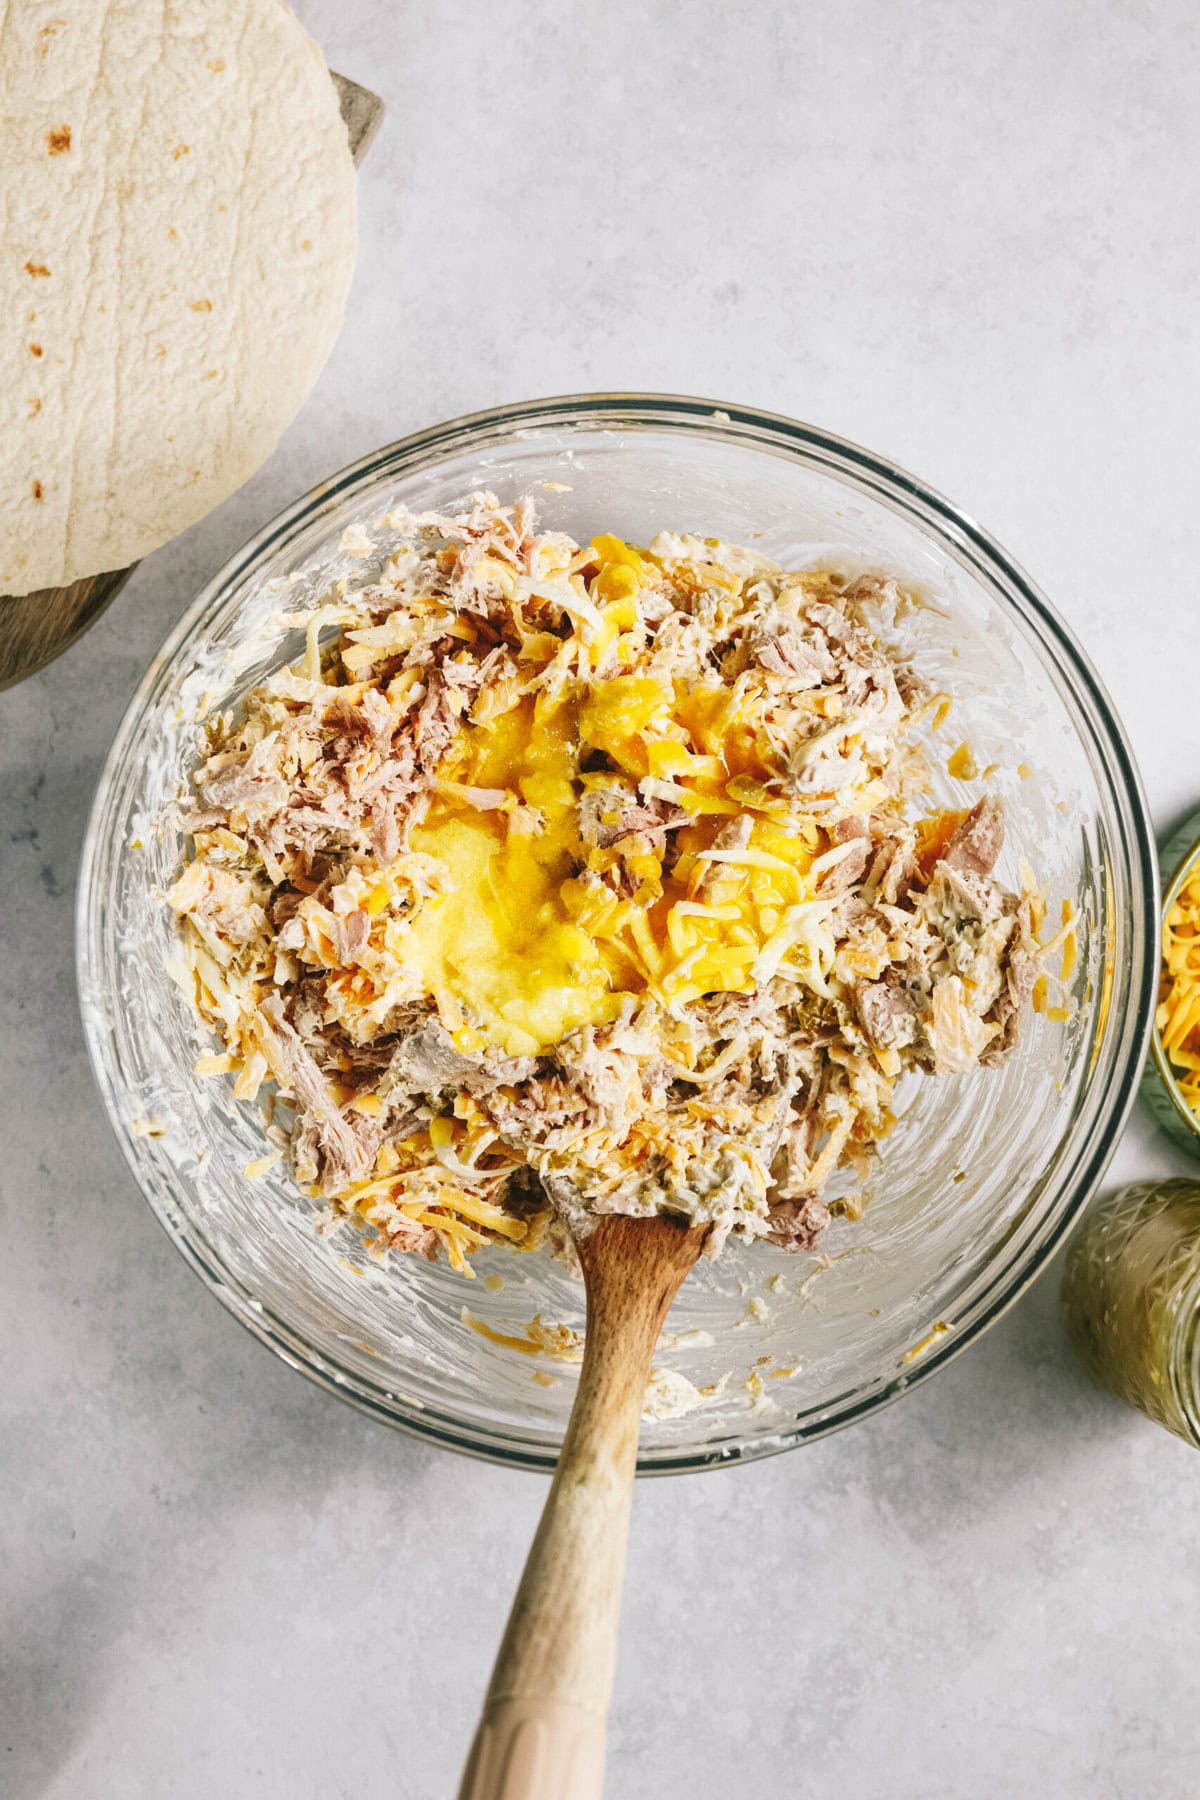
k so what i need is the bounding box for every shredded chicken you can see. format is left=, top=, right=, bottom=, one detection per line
left=165, top=499, right=1046, bottom=1274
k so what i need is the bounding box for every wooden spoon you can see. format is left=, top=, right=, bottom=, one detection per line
left=458, top=1211, right=708, bottom=1800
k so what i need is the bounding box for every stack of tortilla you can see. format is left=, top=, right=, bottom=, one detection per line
left=1, top=0, right=359, bottom=596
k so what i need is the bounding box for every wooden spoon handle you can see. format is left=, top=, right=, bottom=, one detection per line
left=458, top=1698, right=605, bottom=1800
left=458, top=1215, right=705, bottom=1800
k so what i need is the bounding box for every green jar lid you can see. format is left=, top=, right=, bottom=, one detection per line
left=1141, top=808, right=1200, bottom=1158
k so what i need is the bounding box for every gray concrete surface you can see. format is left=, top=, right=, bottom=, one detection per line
left=4, top=2, right=1200, bottom=1794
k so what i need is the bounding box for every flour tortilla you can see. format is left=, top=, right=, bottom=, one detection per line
left=1, top=0, right=358, bottom=595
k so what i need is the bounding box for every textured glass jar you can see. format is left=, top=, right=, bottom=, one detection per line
left=1062, top=1181, right=1200, bottom=1447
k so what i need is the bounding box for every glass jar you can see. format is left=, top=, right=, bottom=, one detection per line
left=1141, top=809, right=1200, bottom=1158
left=1062, top=1180, right=1200, bottom=1447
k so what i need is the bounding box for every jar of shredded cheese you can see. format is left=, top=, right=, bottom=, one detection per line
left=1142, top=810, right=1200, bottom=1156
left=1062, top=1181, right=1200, bottom=1447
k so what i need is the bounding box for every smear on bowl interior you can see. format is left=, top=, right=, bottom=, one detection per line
left=165, top=497, right=1047, bottom=1275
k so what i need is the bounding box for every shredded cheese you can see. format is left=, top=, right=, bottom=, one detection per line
left=164, top=498, right=1045, bottom=1275
left=1157, top=855, right=1200, bottom=1125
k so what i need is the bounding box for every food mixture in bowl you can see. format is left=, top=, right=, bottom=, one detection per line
left=166, top=497, right=1049, bottom=1273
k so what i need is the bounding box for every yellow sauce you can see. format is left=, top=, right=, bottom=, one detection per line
left=408, top=698, right=626, bottom=1056
left=578, top=675, right=674, bottom=776
left=405, top=677, right=824, bottom=1055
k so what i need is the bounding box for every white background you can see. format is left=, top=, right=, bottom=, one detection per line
left=5, top=2, right=1200, bottom=1795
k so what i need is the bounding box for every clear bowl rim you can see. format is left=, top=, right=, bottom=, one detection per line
left=76, top=390, right=1159, bottom=1475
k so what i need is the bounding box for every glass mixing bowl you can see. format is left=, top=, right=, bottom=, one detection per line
left=78, top=394, right=1157, bottom=1473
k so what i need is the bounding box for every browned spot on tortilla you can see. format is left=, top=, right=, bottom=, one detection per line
left=38, top=21, right=64, bottom=55
left=168, top=227, right=178, bottom=241
left=46, top=125, right=71, bottom=155
left=301, top=239, right=312, bottom=251
left=189, top=298, right=213, bottom=312
left=205, top=369, right=218, bottom=379
left=173, top=144, right=189, bottom=159
left=29, top=343, right=43, bottom=357
left=28, top=398, right=42, bottom=418
left=207, top=58, right=225, bottom=71
left=24, top=261, right=51, bottom=278
left=32, top=480, right=44, bottom=501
